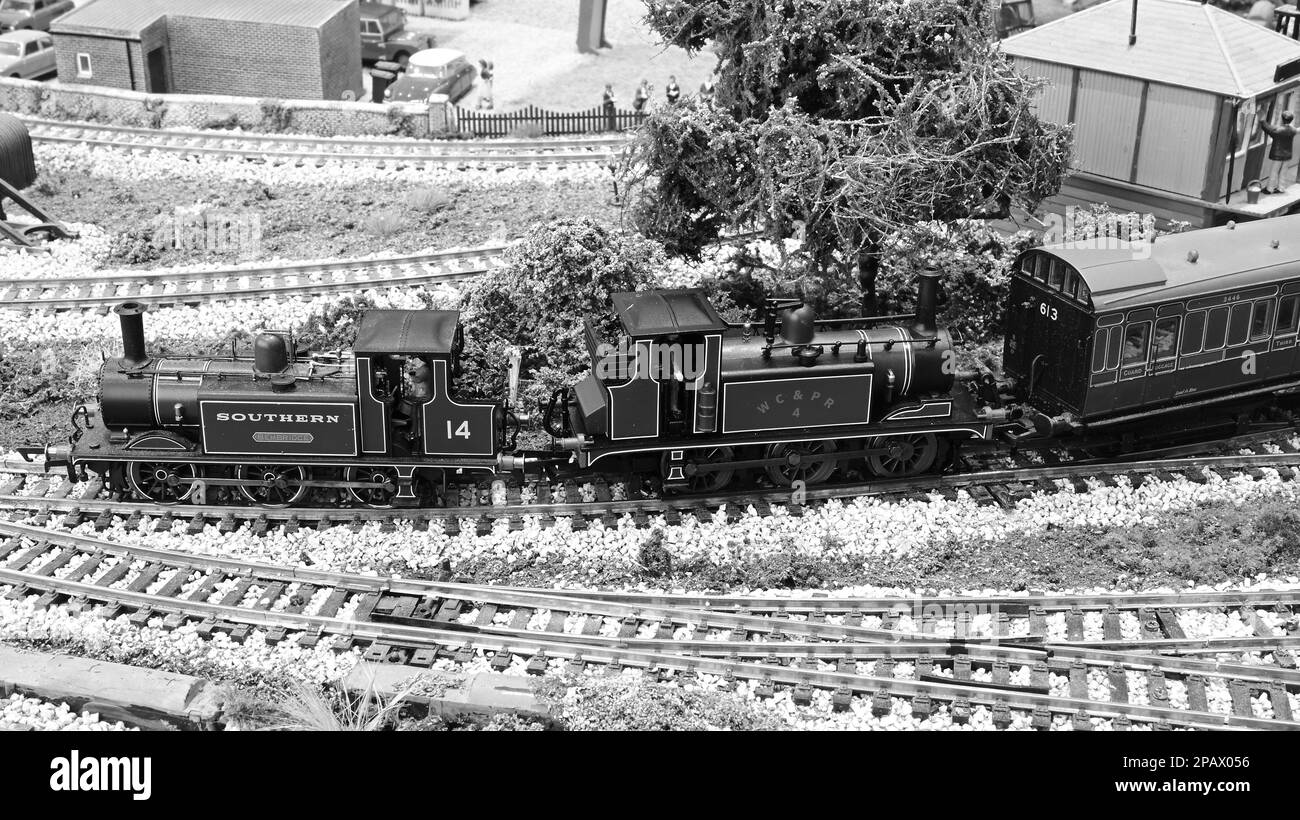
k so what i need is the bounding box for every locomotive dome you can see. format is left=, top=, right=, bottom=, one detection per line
left=1034, top=213, right=1300, bottom=312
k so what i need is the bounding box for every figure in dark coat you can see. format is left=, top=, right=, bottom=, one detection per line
left=665, top=75, right=680, bottom=104
left=1262, top=110, right=1297, bottom=193
left=602, top=83, right=617, bottom=130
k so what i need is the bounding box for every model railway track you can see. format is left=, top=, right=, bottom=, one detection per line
left=0, top=245, right=509, bottom=311
left=6, top=442, right=1300, bottom=535
left=19, top=116, right=628, bottom=165
left=1, top=522, right=1296, bottom=730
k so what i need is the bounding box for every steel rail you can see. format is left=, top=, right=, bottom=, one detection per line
left=0, top=564, right=1291, bottom=729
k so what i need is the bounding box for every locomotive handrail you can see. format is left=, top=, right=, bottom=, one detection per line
left=725, top=312, right=918, bottom=329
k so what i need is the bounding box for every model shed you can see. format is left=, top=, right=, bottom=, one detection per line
left=1004, top=0, right=1300, bottom=227
left=50, top=0, right=363, bottom=101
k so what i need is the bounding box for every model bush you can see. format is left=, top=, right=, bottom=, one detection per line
left=457, top=219, right=664, bottom=410
left=534, top=674, right=786, bottom=731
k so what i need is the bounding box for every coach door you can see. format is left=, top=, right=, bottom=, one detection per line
left=1113, top=308, right=1155, bottom=411
left=1143, top=309, right=1181, bottom=405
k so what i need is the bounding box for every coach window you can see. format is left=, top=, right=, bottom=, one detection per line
left=1180, top=310, right=1205, bottom=355
left=1106, top=326, right=1122, bottom=370
left=1204, top=307, right=1229, bottom=351
left=1048, top=259, right=1065, bottom=291
left=1227, top=302, right=1252, bottom=346
left=1153, top=317, right=1180, bottom=360
left=1250, top=300, right=1274, bottom=340
left=1091, top=329, right=1111, bottom=373
left=1122, top=323, right=1149, bottom=365
left=1063, top=268, right=1080, bottom=300
left=1278, top=296, right=1300, bottom=335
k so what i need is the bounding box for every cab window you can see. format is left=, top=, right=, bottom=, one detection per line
left=1153, top=316, right=1179, bottom=360
left=1075, top=278, right=1091, bottom=305
left=1250, top=300, right=1274, bottom=340
left=1204, top=307, right=1229, bottom=351
left=1227, top=302, right=1251, bottom=346
left=1180, top=310, right=1205, bottom=355
left=1278, top=295, right=1300, bottom=335
left=1122, top=323, right=1149, bottom=365
left=1033, top=255, right=1047, bottom=281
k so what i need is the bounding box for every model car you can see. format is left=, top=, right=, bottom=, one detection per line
left=384, top=48, right=475, bottom=104
left=359, top=2, right=434, bottom=68
left=0, top=29, right=54, bottom=78
left=0, top=0, right=74, bottom=32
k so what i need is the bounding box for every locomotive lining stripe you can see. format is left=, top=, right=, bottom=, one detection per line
left=357, top=356, right=388, bottom=455
left=882, top=401, right=953, bottom=421
left=152, top=360, right=208, bottom=427
left=585, top=425, right=994, bottom=468
left=890, top=326, right=912, bottom=396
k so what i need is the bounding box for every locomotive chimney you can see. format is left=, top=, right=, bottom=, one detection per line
left=113, top=302, right=149, bottom=368
left=914, top=266, right=940, bottom=337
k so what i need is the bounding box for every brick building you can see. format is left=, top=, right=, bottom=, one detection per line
left=50, top=0, right=364, bottom=101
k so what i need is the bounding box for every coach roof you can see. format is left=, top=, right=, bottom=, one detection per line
left=1034, top=213, right=1300, bottom=313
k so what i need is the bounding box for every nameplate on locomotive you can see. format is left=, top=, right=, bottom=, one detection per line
left=200, top=401, right=358, bottom=456
left=721, top=374, right=872, bottom=433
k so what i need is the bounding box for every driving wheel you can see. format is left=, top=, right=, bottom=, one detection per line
left=866, top=433, right=939, bottom=478
left=127, top=461, right=198, bottom=504
left=763, top=440, right=838, bottom=487
left=236, top=464, right=308, bottom=508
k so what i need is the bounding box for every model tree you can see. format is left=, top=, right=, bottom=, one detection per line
left=622, top=0, right=1071, bottom=313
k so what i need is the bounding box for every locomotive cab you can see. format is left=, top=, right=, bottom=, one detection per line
left=352, top=310, right=500, bottom=458
left=566, top=289, right=729, bottom=443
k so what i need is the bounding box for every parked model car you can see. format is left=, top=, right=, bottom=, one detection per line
left=359, top=2, right=435, bottom=68
left=384, top=48, right=476, bottom=104
left=0, top=30, right=54, bottom=78
left=0, top=0, right=74, bottom=32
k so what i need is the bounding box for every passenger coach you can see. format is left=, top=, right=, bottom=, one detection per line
left=1005, top=216, right=1300, bottom=432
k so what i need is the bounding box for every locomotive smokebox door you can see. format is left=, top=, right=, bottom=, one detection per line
left=0, top=113, right=36, bottom=191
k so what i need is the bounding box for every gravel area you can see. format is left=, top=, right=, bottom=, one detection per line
left=0, top=692, right=135, bottom=732
left=8, top=465, right=1298, bottom=593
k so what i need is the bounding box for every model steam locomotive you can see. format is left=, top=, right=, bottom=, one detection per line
left=30, top=214, right=1300, bottom=507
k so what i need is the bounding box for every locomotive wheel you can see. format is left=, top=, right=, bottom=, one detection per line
left=127, top=461, right=198, bottom=504
left=236, top=464, right=308, bottom=508
left=665, top=446, right=735, bottom=493
left=866, top=433, right=939, bottom=478
left=345, top=466, right=400, bottom=508
left=764, top=440, right=838, bottom=487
